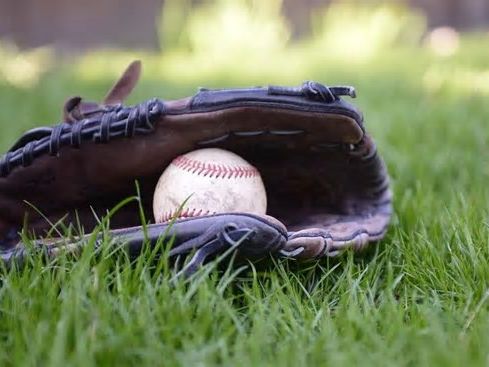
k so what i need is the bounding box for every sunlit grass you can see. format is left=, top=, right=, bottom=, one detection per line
left=0, top=42, right=53, bottom=88
left=309, top=2, right=426, bottom=63
left=424, top=65, right=489, bottom=96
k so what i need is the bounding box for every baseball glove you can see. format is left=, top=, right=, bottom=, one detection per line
left=0, top=61, right=392, bottom=276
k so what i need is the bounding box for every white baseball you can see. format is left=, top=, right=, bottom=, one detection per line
left=153, top=148, right=267, bottom=223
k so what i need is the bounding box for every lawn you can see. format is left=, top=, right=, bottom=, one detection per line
left=0, top=34, right=489, bottom=366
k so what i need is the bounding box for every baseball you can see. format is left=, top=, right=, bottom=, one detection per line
left=153, top=148, right=267, bottom=223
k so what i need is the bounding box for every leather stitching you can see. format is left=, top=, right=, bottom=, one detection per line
left=0, top=99, right=165, bottom=177
left=159, top=208, right=216, bottom=223
left=172, top=155, right=259, bottom=179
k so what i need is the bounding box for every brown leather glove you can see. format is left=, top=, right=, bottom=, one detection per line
left=0, top=61, right=392, bottom=275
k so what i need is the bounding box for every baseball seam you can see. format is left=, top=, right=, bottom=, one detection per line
left=159, top=208, right=217, bottom=223
left=172, top=155, right=258, bottom=178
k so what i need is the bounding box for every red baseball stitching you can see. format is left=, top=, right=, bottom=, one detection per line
left=172, top=155, right=258, bottom=178
left=159, top=208, right=217, bottom=223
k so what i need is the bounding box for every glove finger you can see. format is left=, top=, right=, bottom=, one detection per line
left=1, top=213, right=287, bottom=275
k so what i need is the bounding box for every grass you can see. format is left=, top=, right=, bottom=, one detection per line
left=1, top=33, right=489, bottom=366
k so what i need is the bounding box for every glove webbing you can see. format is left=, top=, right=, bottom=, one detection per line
left=0, top=99, right=166, bottom=178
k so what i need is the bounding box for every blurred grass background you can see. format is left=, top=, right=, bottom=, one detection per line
left=1, top=0, right=489, bottom=366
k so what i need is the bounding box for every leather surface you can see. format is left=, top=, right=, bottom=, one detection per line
left=0, top=61, right=392, bottom=265
left=1, top=213, right=287, bottom=271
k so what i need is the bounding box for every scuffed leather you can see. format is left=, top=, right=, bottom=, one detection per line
left=1, top=214, right=287, bottom=273
left=0, top=61, right=392, bottom=268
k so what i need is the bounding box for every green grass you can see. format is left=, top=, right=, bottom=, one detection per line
left=1, top=35, right=489, bottom=366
